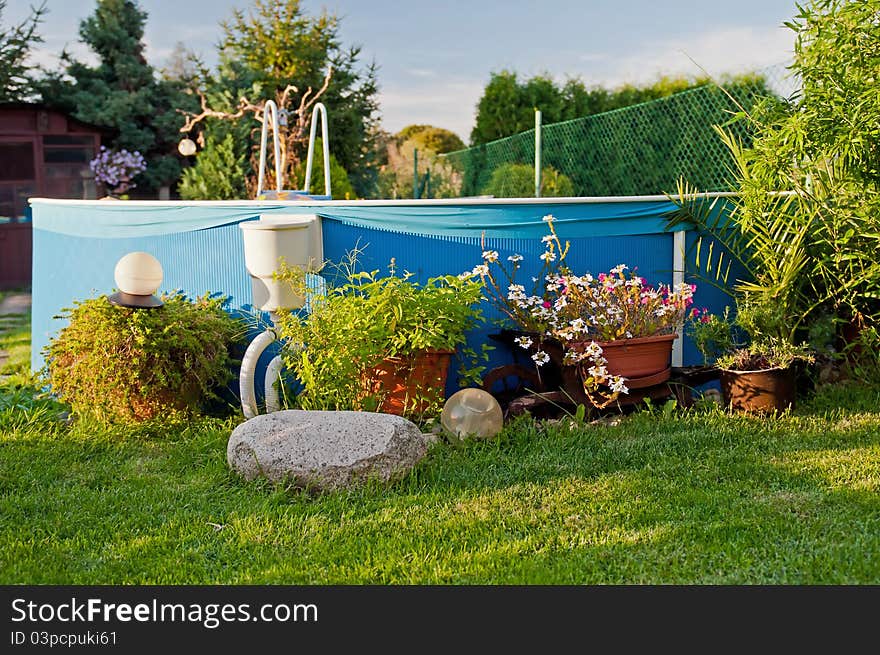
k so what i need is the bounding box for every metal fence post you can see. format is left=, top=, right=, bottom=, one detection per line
left=534, top=109, right=542, bottom=198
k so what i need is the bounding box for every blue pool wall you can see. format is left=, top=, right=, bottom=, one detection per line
left=30, top=200, right=735, bottom=403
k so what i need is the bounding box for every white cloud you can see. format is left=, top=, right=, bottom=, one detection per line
left=579, top=25, right=795, bottom=87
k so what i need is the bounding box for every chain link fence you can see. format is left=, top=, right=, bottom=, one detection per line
left=443, top=64, right=798, bottom=197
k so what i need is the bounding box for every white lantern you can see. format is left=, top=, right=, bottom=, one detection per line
left=178, top=138, right=197, bottom=156
left=110, top=252, right=164, bottom=309
left=440, top=388, right=504, bottom=439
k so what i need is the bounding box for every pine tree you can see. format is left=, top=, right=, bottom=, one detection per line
left=38, top=0, right=196, bottom=193
left=0, top=0, right=47, bottom=102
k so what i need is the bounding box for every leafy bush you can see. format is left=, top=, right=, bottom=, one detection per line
left=274, top=257, right=486, bottom=418
left=43, top=294, right=244, bottom=423
left=481, top=163, right=574, bottom=198
left=178, top=132, right=248, bottom=200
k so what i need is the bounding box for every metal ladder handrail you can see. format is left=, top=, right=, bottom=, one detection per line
left=303, top=102, right=331, bottom=197
left=256, top=100, right=282, bottom=197
left=256, top=100, right=331, bottom=198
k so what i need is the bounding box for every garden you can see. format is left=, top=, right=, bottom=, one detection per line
left=2, top=0, right=879, bottom=585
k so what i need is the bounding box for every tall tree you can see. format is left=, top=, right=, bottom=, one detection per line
left=0, top=0, right=47, bottom=102
left=470, top=71, right=713, bottom=145
left=211, top=0, right=381, bottom=197
left=38, top=0, right=195, bottom=193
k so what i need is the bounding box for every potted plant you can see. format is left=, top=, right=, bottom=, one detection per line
left=469, top=215, right=695, bottom=408
left=274, top=256, right=486, bottom=419
left=666, top=101, right=841, bottom=413
left=688, top=305, right=813, bottom=413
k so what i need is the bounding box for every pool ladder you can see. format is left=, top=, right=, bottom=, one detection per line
left=256, top=100, right=331, bottom=199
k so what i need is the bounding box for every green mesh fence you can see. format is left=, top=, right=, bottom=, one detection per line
left=444, top=67, right=796, bottom=197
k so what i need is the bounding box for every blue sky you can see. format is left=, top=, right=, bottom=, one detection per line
left=9, top=0, right=800, bottom=140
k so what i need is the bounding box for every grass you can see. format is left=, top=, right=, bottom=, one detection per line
left=1, top=323, right=879, bottom=584
left=0, top=309, right=31, bottom=378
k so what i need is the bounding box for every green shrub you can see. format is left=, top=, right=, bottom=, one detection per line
left=481, top=163, right=574, bottom=198
left=43, top=294, right=244, bottom=423
left=178, top=132, right=248, bottom=200
left=274, top=258, right=486, bottom=418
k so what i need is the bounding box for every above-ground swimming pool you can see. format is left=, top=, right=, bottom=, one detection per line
left=28, top=196, right=734, bottom=400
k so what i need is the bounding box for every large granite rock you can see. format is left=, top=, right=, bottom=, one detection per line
left=227, top=410, right=429, bottom=491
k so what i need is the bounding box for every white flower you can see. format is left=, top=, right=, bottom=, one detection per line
left=588, top=364, right=608, bottom=379
left=610, top=264, right=628, bottom=275
left=539, top=251, right=556, bottom=262
left=471, top=264, right=489, bottom=276
left=507, top=284, right=526, bottom=301
left=457, top=271, right=473, bottom=280
left=585, top=341, right=603, bottom=358
left=609, top=376, right=629, bottom=394
left=482, top=250, right=499, bottom=263
left=563, top=350, right=586, bottom=364
left=514, top=335, right=533, bottom=349
left=531, top=350, right=550, bottom=366
left=542, top=214, right=555, bottom=222
left=569, top=318, right=586, bottom=333
left=541, top=234, right=554, bottom=243
left=507, top=254, right=524, bottom=263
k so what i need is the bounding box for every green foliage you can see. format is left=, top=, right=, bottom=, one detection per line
left=274, top=256, right=486, bottom=417
left=215, top=0, right=381, bottom=197
left=0, top=0, right=46, bottom=102
left=688, top=307, right=737, bottom=366
left=43, top=294, right=244, bottom=423
left=671, top=0, right=880, bottom=368
left=178, top=131, right=248, bottom=200
left=36, top=0, right=196, bottom=192
left=470, top=71, right=714, bottom=146
left=451, top=73, right=774, bottom=197
left=481, top=163, right=573, bottom=198
left=376, top=131, right=463, bottom=199
left=398, top=124, right=465, bottom=154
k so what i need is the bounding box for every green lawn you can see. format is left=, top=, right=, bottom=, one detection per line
left=1, top=325, right=879, bottom=584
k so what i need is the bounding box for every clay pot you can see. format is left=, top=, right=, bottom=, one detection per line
left=587, top=333, right=676, bottom=380
left=720, top=366, right=796, bottom=414
left=366, top=349, right=454, bottom=415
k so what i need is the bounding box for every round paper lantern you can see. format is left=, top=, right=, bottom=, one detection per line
left=178, top=138, right=197, bottom=156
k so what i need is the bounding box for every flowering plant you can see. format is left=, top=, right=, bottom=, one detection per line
left=89, top=146, right=147, bottom=195
left=466, top=215, right=695, bottom=406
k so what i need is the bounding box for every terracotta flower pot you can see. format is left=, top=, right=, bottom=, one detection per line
left=543, top=332, right=676, bottom=406
left=589, top=333, right=677, bottom=380
left=720, top=366, right=795, bottom=414
left=366, top=349, right=454, bottom=415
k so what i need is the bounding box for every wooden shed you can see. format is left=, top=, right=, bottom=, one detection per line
left=0, top=104, right=105, bottom=289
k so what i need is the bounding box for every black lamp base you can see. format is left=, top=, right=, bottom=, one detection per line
left=109, top=291, right=164, bottom=309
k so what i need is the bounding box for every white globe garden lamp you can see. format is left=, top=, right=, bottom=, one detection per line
left=109, top=251, right=164, bottom=309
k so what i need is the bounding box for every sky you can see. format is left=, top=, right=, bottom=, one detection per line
left=7, top=0, right=801, bottom=142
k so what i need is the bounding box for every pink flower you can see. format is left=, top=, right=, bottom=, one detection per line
left=542, top=300, right=551, bottom=309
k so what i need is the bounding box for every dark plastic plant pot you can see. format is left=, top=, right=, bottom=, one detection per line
left=720, top=366, right=796, bottom=414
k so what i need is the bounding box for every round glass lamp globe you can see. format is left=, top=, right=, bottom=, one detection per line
left=114, top=252, right=163, bottom=296
left=440, top=388, right=504, bottom=439
left=178, top=138, right=197, bottom=156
